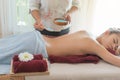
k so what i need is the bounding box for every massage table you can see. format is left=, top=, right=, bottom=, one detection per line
left=1, top=60, right=120, bottom=80
left=25, top=60, right=120, bottom=80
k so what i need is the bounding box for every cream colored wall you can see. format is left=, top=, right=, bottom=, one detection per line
left=71, top=0, right=96, bottom=33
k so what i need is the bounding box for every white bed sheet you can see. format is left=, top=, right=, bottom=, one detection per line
left=26, top=60, right=120, bottom=80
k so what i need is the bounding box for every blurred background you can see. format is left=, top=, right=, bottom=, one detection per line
left=0, top=0, right=120, bottom=37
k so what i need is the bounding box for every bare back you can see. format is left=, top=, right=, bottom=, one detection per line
left=44, top=31, right=99, bottom=56
left=43, top=30, right=120, bottom=67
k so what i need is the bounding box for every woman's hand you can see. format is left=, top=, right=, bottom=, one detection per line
left=34, top=19, right=45, bottom=31
left=64, top=12, right=71, bottom=24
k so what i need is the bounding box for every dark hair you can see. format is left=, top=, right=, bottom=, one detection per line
left=109, top=28, right=120, bottom=35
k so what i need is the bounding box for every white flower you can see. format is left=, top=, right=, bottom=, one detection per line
left=18, top=52, right=34, bottom=62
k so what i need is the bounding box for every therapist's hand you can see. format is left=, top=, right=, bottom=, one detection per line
left=34, top=19, right=45, bottom=31
left=64, top=12, right=71, bottom=24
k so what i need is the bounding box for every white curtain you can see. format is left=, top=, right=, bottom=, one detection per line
left=0, top=0, right=34, bottom=37
left=0, top=0, right=17, bottom=37
left=16, top=0, right=34, bottom=33
left=71, top=0, right=96, bottom=33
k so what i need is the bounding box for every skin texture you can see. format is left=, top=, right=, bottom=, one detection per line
left=43, top=30, right=120, bottom=67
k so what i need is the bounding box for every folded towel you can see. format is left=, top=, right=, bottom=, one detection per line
left=49, top=54, right=100, bottom=64
left=49, top=49, right=115, bottom=64
left=12, top=54, right=47, bottom=73
left=13, top=60, right=47, bottom=73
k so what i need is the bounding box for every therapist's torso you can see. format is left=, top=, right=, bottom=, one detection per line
left=39, top=0, right=72, bottom=31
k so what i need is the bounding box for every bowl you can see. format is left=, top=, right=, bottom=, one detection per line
left=54, top=18, right=69, bottom=26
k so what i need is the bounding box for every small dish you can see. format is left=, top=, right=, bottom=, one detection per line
left=54, top=18, right=69, bottom=26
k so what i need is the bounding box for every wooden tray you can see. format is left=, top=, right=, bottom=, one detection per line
left=10, top=59, right=50, bottom=77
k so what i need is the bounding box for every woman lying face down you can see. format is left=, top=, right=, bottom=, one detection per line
left=0, top=27, right=120, bottom=73
left=44, top=28, right=120, bottom=67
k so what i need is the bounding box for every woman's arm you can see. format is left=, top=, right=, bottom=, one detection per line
left=94, top=43, right=120, bottom=67
left=29, top=0, right=41, bottom=21
left=29, top=0, right=44, bottom=30
left=72, top=0, right=80, bottom=10
left=66, top=0, right=80, bottom=15
left=66, top=6, right=78, bottom=15
left=31, top=10, right=44, bottom=30
left=31, top=10, right=41, bottom=21
left=29, top=0, right=40, bottom=10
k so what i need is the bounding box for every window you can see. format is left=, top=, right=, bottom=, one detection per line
left=92, top=0, right=120, bottom=35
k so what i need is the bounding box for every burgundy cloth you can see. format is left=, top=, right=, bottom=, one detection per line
left=107, top=48, right=116, bottom=55
left=49, top=54, right=100, bottom=64
left=49, top=49, right=116, bottom=64
left=12, top=54, right=47, bottom=73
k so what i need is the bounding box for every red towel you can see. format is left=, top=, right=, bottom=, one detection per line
left=49, top=49, right=115, bottom=64
left=12, top=54, right=47, bottom=73
left=107, top=48, right=116, bottom=55
left=49, top=54, right=100, bottom=64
